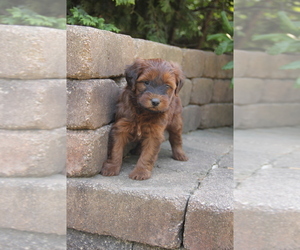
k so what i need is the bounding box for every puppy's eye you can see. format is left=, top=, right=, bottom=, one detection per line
left=166, top=85, right=172, bottom=89
left=144, top=81, right=150, bottom=85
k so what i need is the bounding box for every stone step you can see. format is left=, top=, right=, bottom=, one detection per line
left=67, top=128, right=233, bottom=249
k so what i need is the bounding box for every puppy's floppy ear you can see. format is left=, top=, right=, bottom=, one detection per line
left=125, top=58, right=145, bottom=91
left=170, top=62, right=185, bottom=96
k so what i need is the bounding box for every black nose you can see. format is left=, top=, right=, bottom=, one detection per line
left=151, top=98, right=160, bottom=106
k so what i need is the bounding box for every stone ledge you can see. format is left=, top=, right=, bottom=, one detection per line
left=0, top=128, right=66, bottom=177
left=67, top=125, right=111, bottom=177
left=67, top=79, right=120, bottom=130
left=67, top=25, right=134, bottom=79
left=234, top=103, right=300, bottom=129
left=0, top=25, right=66, bottom=79
left=67, top=129, right=233, bottom=249
left=0, top=79, right=66, bottom=130
left=0, top=175, right=66, bottom=235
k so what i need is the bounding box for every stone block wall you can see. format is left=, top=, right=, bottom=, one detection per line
left=0, top=25, right=66, bottom=248
left=235, top=50, right=300, bottom=129
left=66, top=25, right=233, bottom=177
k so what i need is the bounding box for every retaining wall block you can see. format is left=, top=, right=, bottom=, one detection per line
left=67, top=79, right=120, bottom=130
left=234, top=103, right=300, bottom=129
left=216, top=54, right=233, bottom=79
left=0, top=25, right=66, bottom=79
left=234, top=50, right=250, bottom=78
left=198, top=103, right=233, bottom=129
left=212, top=79, right=233, bottom=103
left=234, top=78, right=264, bottom=105
left=67, top=25, right=135, bottom=79
left=190, top=78, right=214, bottom=105
left=67, top=125, right=111, bottom=177
left=184, top=168, right=233, bottom=250
left=182, top=105, right=201, bottom=133
left=181, top=49, right=205, bottom=78
left=0, top=79, right=66, bottom=130
left=134, top=39, right=183, bottom=64
left=179, top=78, right=192, bottom=107
left=202, top=51, right=218, bottom=78
left=0, top=128, right=66, bottom=177
left=0, top=175, right=66, bottom=235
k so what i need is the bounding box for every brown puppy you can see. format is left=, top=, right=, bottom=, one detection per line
left=101, top=58, right=188, bottom=180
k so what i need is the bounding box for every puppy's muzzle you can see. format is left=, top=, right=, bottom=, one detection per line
left=151, top=98, right=160, bottom=107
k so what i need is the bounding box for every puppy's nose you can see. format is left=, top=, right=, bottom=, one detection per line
left=151, top=98, right=160, bottom=107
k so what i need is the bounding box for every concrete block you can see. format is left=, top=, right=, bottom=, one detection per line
left=235, top=168, right=300, bottom=250
left=234, top=50, right=250, bottom=78
left=181, top=49, right=205, bottom=78
left=179, top=78, right=192, bottom=107
left=199, top=104, right=233, bottom=129
left=190, top=78, right=213, bottom=105
left=202, top=51, right=218, bottom=78
left=216, top=54, right=233, bottom=79
left=234, top=78, right=264, bottom=105
left=67, top=125, right=111, bottom=177
left=0, top=25, right=66, bottom=79
left=212, top=79, right=233, bottom=103
left=67, top=25, right=134, bottom=79
left=67, top=79, right=120, bottom=130
left=0, top=175, right=66, bottom=235
left=0, top=228, right=66, bottom=250
left=270, top=53, right=300, bottom=79
left=182, top=105, right=201, bottom=133
left=0, top=79, right=66, bottom=130
left=234, top=103, right=300, bottom=129
left=244, top=51, right=271, bottom=78
left=184, top=168, right=233, bottom=250
left=261, top=79, right=300, bottom=103
left=67, top=178, right=190, bottom=249
left=0, top=128, right=66, bottom=177
left=134, top=39, right=182, bottom=64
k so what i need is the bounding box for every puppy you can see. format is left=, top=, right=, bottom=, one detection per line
left=100, top=58, right=188, bottom=180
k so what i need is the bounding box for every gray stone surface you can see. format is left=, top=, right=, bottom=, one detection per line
left=0, top=175, right=66, bottom=235
left=0, top=228, right=66, bottom=250
left=67, top=128, right=233, bottom=249
left=184, top=168, right=233, bottom=250
left=234, top=127, right=300, bottom=250
left=67, top=125, right=111, bottom=177
left=216, top=54, right=233, bottom=79
left=199, top=103, right=233, bottom=129
left=179, top=79, right=192, bottom=107
left=234, top=78, right=264, bottom=105
left=181, top=49, right=205, bottom=78
left=0, top=25, right=66, bottom=79
left=67, top=25, right=134, bottom=79
left=182, top=105, right=201, bottom=133
left=212, top=79, right=233, bottom=103
left=190, top=78, right=213, bottom=105
left=0, top=79, right=66, bottom=130
left=67, top=79, right=120, bottom=129
left=134, top=39, right=183, bottom=64
left=0, top=128, right=65, bottom=177
left=234, top=103, right=300, bottom=129
left=202, top=51, right=218, bottom=78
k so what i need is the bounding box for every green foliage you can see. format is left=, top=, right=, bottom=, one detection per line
left=251, top=11, right=300, bottom=87
left=67, top=7, right=120, bottom=32
left=67, top=0, right=233, bottom=50
left=207, top=10, right=233, bottom=82
left=0, top=6, right=65, bottom=29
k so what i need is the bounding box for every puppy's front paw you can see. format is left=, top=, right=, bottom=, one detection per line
left=172, top=151, right=188, bottom=161
left=100, top=161, right=121, bottom=176
left=129, top=167, right=151, bottom=180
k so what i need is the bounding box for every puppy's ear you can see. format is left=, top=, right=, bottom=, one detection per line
left=125, top=59, right=145, bottom=91
left=170, top=62, right=185, bottom=96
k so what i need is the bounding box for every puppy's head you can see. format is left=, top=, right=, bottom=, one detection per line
left=125, top=58, right=184, bottom=113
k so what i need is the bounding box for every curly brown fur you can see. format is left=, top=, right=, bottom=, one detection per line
left=100, top=58, right=188, bottom=180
